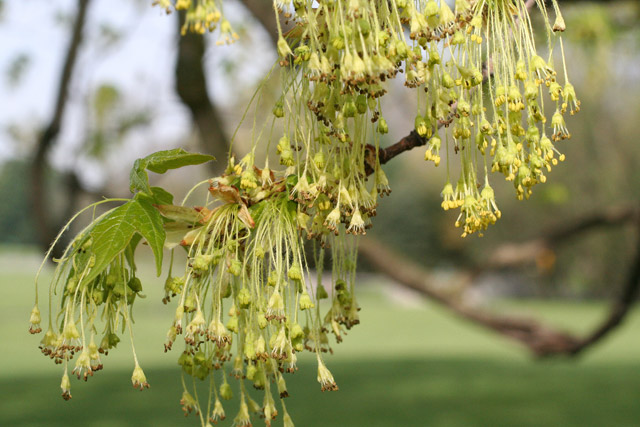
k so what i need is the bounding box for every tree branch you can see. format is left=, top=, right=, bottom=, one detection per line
left=480, top=204, right=640, bottom=272
left=359, top=236, right=581, bottom=356
left=359, top=204, right=640, bottom=357
left=378, top=130, right=427, bottom=165
left=30, top=0, right=90, bottom=254
left=238, top=0, right=279, bottom=45
left=570, top=220, right=640, bottom=354
left=175, top=12, right=232, bottom=169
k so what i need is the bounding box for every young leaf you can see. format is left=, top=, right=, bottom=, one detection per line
left=125, top=233, right=143, bottom=271
left=86, top=199, right=165, bottom=282
left=151, top=186, right=174, bottom=205
left=164, top=222, right=201, bottom=249
left=134, top=199, right=165, bottom=276
left=144, top=148, right=214, bottom=174
left=129, top=158, right=151, bottom=194
left=129, top=149, right=214, bottom=195
left=155, top=205, right=205, bottom=224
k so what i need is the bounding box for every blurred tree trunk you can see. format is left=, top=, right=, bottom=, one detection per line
left=30, top=0, right=90, bottom=257
left=173, top=2, right=285, bottom=166
left=175, top=12, right=232, bottom=170
left=239, top=0, right=279, bottom=44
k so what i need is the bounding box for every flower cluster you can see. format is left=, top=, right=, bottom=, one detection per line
left=31, top=229, right=148, bottom=400
left=32, top=1, right=580, bottom=426
left=153, top=0, right=238, bottom=44
left=274, top=0, right=578, bottom=236
left=32, top=160, right=360, bottom=426
left=160, top=160, right=360, bottom=426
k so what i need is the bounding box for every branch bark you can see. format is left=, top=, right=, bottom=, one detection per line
left=359, top=205, right=640, bottom=357
left=175, top=12, right=232, bottom=169
left=481, top=204, right=640, bottom=272
left=571, top=222, right=640, bottom=354
left=30, top=0, right=90, bottom=255
left=239, top=0, right=279, bottom=45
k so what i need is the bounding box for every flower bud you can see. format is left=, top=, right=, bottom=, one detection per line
left=210, top=399, right=226, bottom=423
left=272, top=101, right=284, bottom=118
left=317, top=356, right=338, bottom=392
left=342, top=99, right=357, bottom=118
left=415, top=115, right=428, bottom=137
left=377, top=117, right=389, bottom=134
left=237, top=287, right=251, bottom=308
left=131, top=364, right=150, bottom=390
left=29, top=304, right=42, bottom=334
left=299, top=292, right=315, bottom=310
left=277, top=36, right=293, bottom=58
left=220, top=381, right=233, bottom=400
left=228, top=259, right=242, bottom=277
left=288, top=263, right=303, bottom=281
left=60, top=370, right=72, bottom=400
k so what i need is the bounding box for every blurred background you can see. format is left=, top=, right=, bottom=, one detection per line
left=1, top=0, right=640, bottom=426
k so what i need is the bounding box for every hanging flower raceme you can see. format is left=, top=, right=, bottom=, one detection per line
left=153, top=0, right=238, bottom=44
left=31, top=147, right=362, bottom=427
left=271, top=0, right=578, bottom=237
left=158, top=163, right=363, bottom=426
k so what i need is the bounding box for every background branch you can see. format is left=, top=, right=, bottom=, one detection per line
left=481, top=204, right=640, bottom=272
left=30, top=0, right=90, bottom=256
left=239, top=0, right=280, bottom=44
left=359, top=204, right=640, bottom=357
left=175, top=11, right=233, bottom=170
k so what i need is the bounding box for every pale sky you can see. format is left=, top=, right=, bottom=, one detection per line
left=0, top=0, right=275, bottom=189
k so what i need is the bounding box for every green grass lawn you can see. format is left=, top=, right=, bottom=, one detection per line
left=2, top=247, right=640, bottom=426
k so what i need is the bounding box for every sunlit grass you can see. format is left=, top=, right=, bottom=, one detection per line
left=3, top=247, right=640, bottom=426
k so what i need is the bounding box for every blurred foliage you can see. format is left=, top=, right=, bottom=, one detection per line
left=0, top=161, right=56, bottom=244
left=368, top=1, right=640, bottom=297
left=85, top=83, right=152, bottom=158
left=97, top=23, right=123, bottom=48
left=94, top=84, right=120, bottom=119
left=564, top=1, right=640, bottom=45
left=5, top=53, right=30, bottom=87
